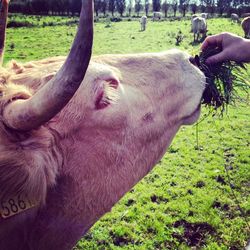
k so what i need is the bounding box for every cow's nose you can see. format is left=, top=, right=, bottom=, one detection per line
left=189, top=55, right=200, bottom=68
left=189, top=56, right=197, bottom=66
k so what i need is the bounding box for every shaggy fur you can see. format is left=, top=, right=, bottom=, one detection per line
left=0, top=65, right=62, bottom=206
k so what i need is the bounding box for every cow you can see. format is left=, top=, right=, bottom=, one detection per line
left=140, top=15, right=147, bottom=31
left=231, top=13, right=240, bottom=23
left=242, top=16, right=250, bottom=38
left=191, top=16, right=207, bottom=43
left=152, top=11, right=162, bottom=21
left=0, top=0, right=206, bottom=249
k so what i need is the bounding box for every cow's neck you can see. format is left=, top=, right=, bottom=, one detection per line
left=53, top=123, right=180, bottom=232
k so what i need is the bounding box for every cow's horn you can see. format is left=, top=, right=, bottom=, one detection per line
left=3, top=0, right=93, bottom=131
left=0, top=0, right=9, bottom=65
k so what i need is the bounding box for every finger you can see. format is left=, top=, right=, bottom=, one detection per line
left=206, top=51, right=227, bottom=64
left=201, top=34, right=223, bottom=51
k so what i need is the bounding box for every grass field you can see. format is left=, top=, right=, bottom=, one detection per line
left=4, top=16, right=250, bottom=249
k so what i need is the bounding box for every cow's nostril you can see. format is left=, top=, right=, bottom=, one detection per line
left=189, top=57, right=196, bottom=66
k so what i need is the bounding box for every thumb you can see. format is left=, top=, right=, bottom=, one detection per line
left=206, top=51, right=227, bottom=64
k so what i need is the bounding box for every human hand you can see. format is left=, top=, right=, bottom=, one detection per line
left=201, top=32, right=250, bottom=64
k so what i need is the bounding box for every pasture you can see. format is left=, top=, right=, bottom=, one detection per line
left=4, top=16, right=250, bottom=249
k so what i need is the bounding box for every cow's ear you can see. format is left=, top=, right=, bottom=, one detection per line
left=94, top=75, right=120, bottom=110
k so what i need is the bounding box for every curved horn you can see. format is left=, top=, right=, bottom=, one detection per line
left=0, top=0, right=9, bottom=65
left=3, top=0, right=93, bottom=131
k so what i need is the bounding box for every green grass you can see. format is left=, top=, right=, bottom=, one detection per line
left=4, top=16, right=250, bottom=249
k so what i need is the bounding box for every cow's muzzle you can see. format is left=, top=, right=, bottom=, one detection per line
left=189, top=56, right=200, bottom=68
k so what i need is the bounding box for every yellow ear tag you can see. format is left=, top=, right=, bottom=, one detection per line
left=0, top=194, right=36, bottom=219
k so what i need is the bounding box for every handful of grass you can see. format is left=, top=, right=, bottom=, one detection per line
left=194, top=47, right=249, bottom=114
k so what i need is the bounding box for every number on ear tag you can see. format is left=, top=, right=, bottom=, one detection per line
left=0, top=194, right=36, bottom=219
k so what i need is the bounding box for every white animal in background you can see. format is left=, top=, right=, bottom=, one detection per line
left=231, top=13, right=240, bottom=23
left=201, top=12, right=208, bottom=19
left=242, top=16, right=250, bottom=38
left=152, top=11, right=162, bottom=21
left=192, top=16, right=207, bottom=42
left=140, top=15, right=147, bottom=31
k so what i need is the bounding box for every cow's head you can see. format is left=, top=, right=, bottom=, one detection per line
left=43, top=49, right=206, bottom=215
left=0, top=0, right=93, bottom=207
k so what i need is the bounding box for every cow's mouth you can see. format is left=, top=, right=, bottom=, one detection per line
left=189, top=56, right=199, bottom=68
left=183, top=104, right=201, bottom=125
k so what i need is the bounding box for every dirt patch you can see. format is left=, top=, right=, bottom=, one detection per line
left=150, top=194, right=169, bottom=204
left=215, top=175, right=227, bottom=185
left=110, top=231, right=134, bottom=247
left=173, top=219, right=216, bottom=247
left=125, top=199, right=135, bottom=206
left=212, top=200, right=230, bottom=211
left=195, top=180, right=206, bottom=188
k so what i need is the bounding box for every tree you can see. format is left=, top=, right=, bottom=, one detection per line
left=145, top=0, right=149, bottom=16
left=190, top=0, right=198, bottom=14
left=9, top=1, right=26, bottom=13
left=203, top=0, right=216, bottom=15
left=116, top=0, right=126, bottom=16
left=179, top=0, right=189, bottom=17
left=152, top=0, right=161, bottom=11
left=100, top=0, right=107, bottom=16
left=172, top=0, right=178, bottom=16
left=51, top=0, right=70, bottom=15
left=109, top=0, right=115, bottom=16
left=94, top=0, right=102, bottom=16
left=128, top=0, right=133, bottom=16
left=217, top=0, right=230, bottom=16
left=60, top=0, right=70, bottom=15
left=162, top=0, right=170, bottom=17
left=135, top=0, right=142, bottom=16
left=200, top=0, right=206, bottom=12
left=30, top=0, right=50, bottom=14
left=70, top=0, right=81, bottom=16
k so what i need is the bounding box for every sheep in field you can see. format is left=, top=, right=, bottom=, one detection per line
left=231, top=13, right=240, bottom=23
left=140, top=15, right=147, bottom=31
left=191, top=16, right=207, bottom=43
left=152, top=11, right=162, bottom=21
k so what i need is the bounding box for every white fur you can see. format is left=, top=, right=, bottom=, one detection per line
left=140, top=16, right=147, bottom=31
